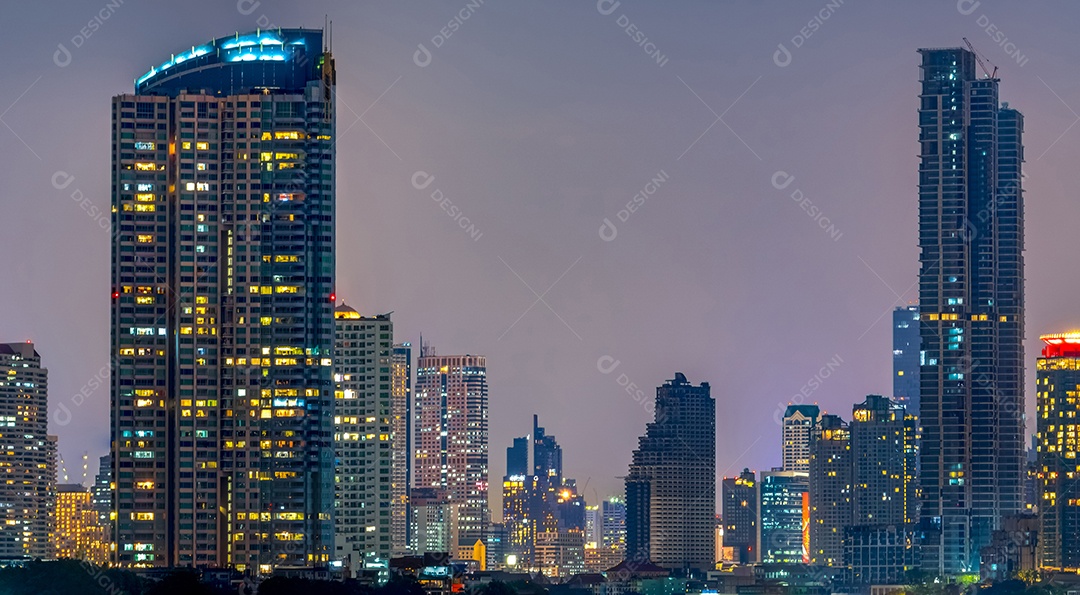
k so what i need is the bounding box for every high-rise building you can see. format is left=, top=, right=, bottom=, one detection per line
left=414, top=350, right=489, bottom=559
left=54, top=484, right=108, bottom=565
left=599, top=498, right=626, bottom=571
left=486, top=522, right=508, bottom=570
left=533, top=416, right=562, bottom=479
left=782, top=405, right=821, bottom=472
left=91, top=454, right=114, bottom=558
left=893, top=305, right=921, bottom=411
left=845, top=395, right=919, bottom=584
left=333, top=305, right=394, bottom=569
left=91, top=454, right=113, bottom=530
left=110, top=28, right=336, bottom=570
left=851, top=395, right=917, bottom=527
left=507, top=436, right=529, bottom=478
left=721, top=468, right=759, bottom=564
left=1036, top=332, right=1080, bottom=570
left=0, top=343, right=56, bottom=561
left=808, top=414, right=851, bottom=567
left=916, top=46, right=1025, bottom=575
left=392, top=342, right=412, bottom=556
left=625, top=373, right=715, bottom=571
left=759, top=469, right=809, bottom=564
left=410, top=488, right=457, bottom=557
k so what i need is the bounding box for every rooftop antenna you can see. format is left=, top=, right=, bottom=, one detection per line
left=963, top=37, right=998, bottom=79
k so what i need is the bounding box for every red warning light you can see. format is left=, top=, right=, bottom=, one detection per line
left=112, top=291, right=120, bottom=299
left=329, top=293, right=336, bottom=303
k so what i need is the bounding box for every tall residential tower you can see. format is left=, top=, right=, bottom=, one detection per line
left=333, top=305, right=394, bottom=570
left=0, top=343, right=55, bottom=560
left=782, top=405, right=821, bottom=473
left=110, top=28, right=336, bottom=570
left=916, top=47, right=1025, bottom=575
left=414, top=350, right=489, bottom=560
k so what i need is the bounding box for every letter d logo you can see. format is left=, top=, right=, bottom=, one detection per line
left=414, top=43, right=432, bottom=68
left=773, top=43, right=792, bottom=68
left=54, top=43, right=72, bottom=68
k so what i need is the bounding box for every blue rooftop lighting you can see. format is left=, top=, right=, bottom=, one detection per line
left=134, top=28, right=323, bottom=96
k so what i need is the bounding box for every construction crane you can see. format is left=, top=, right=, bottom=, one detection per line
left=963, top=37, right=998, bottom=79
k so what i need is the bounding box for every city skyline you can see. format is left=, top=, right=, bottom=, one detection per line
left=9, top=1, right=1080, bottom=514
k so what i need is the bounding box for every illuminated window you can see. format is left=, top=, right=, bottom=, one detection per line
left=196, top=142, right=209, bottom=150
left=131, top=512, right=155, bottom=521
left=135, top=193, right=155, bottom=202
left=134, top=141, right=156, bottom=150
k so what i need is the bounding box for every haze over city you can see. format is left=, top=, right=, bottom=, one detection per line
left=2, top=3, right=1080, bottom=583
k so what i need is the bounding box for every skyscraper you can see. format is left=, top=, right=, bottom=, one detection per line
left=893, top=305, right=921, bottom=411
left=808, top=414, right=851, bottom=567
left=759, top=469, right=808, bottom=564
left=333, top=305, right=394, bottom=569
left=110, top=28, right=336, bottom=570
left=0, top=343, right=55, bottom=560
left=392, top=342, right=413, bottom=556
left=916, top=46, right=1025, bottom=575
left=721, top=468, right=759, bottom=564
left=414, top=350, right=489, bottom=560
left=1035, top=331, right=1080, bottom=570
left=782, top=405, right=821, bottom=473
left=625, top=373, right=715, bottom=571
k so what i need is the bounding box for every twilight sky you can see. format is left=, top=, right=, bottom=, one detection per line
left=2, top=1, right=1078, bottom=505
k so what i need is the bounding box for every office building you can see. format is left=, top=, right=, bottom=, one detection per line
left=110, top=28, right=336, bottom=570
left=392, top=342, right=412, bottom=556
left=759, top=469, right=809, bottom=564
left=916, top=46, right=1025, bottom=575
left=782, top=405, right=821, bottom=473
left=414, top=350, right=489, bottom=560
left=625, top=373, right=715, bottom=571
left=1036, top=332, right=1080, bottom=570
left=333, top=305, right=394, bottom=570
left=893, top=305, right=920, bottom=411
left=722, top=468, right=759, bottom=564
left=0, top=343, right=56, bottom=561
left=54, top=484, right=108, bottom=565
left=808, top=414, right=851, bottom=567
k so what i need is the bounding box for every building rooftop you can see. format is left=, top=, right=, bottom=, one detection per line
left=135, top=27, right=326, bottom=96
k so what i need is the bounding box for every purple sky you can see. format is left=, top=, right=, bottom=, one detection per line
left=2, top=1, right=1077, bottom=505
